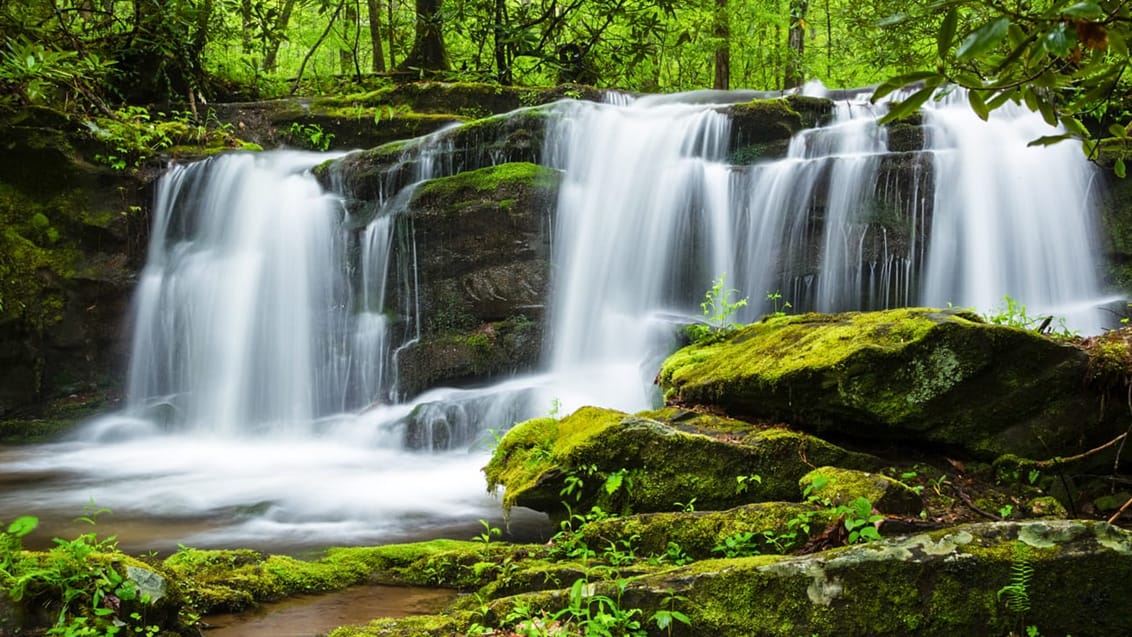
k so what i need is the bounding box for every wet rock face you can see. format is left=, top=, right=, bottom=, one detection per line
left=658, top=307, right=1120, bottom=459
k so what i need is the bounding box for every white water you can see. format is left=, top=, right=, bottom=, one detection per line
left=0, top=89, right=1111, bottom=551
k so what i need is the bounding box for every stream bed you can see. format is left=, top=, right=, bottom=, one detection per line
left=200, top=585, right=457, bottom=636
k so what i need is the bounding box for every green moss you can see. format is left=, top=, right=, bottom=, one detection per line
left=484, top=406, right=879, bottom=515
left=657, top=307, right=1102, bottom=459
left=326, top=615, right=459, bottom=637
left=799, top=466, right=922, bottom=515
left=416, top=162, right=555, bottom=203
left=163, top=540, right=524, bottom=614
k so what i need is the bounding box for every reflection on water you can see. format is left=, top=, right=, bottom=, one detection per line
left=201, top=585, right=456, bottom=637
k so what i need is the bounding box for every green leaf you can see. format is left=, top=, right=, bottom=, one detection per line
left=956, top=18, right=1011, bottom=60
left=1116, top=158, right=1127, bottom=179
left=877, top=13, right=909, bottom=27
left=1061, top=1, right=1104, bottom=19
left=968, top=89, right=990, bottom=120
left=1027, top=134, right=1074, bottom=147
left=1109, top=124, right=1128, bottom=139
left=7, top=516, right=38, bottom=537
left=938, top=8, right=959, bottom=58
left=603, top=471, right=624, bottom=495
left=879, top=85, right=936, bottom=123
left=1037, top=96, right=1058, bottom=127
left=1043, top=22, right=1076, bottom=57
left=871, top=71, right=942, bottom=102
left=1062, top=116, right=1089, bottom=137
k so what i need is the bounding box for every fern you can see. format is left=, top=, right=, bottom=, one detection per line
left=997, top=541, right=1034, bottom=614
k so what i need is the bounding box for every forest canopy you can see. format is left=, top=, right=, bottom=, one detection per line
left=0, top=0, right=1128, bottom=153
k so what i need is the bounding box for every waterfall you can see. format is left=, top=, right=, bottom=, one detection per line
left=540, top=88, right=1105, bottom=413
left=0, top=88, right=1110, bottom=551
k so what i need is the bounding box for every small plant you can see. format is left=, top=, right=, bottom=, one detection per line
left=287, top=122, right=335, bottom=151
left=650, top=592, right=692, bottom=636
left=999, top=504, right=1015, bottom=519
left=766, top=289, right=792, bottom=317
left=687, top=273, right=748, bottom=343
left=474, top=519, right=502, bottom=545
left=985, top=295, right=1075, bottom=338
left=711, top=531, right=761, bottom=558
left=998, top=541, right=1034, bottom=622
left=837, top=497, right=883, bottom=544
left=735, top=473, right=762, bottom=495
left=674, top=498, right=697, bottom=513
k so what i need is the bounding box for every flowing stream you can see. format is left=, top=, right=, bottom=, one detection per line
left=0, top=88, right=1112, bottom=552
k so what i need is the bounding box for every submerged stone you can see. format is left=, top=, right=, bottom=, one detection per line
left=658, top=308, right=1118, bottom=459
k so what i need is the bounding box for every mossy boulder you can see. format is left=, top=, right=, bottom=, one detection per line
left=577, top=502, right=838, bottom=560
left=658, top=308, right=1114, bottom=459
left=484, top=406, right=881, bottom=516
left=800, top=466, right=922, bottom=515
left=482, top=520, right=1132, bottom=637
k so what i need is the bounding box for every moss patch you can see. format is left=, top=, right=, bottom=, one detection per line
left=658, top=308, right=1111, bottom=459
left=484, top=406, right=880, bottom=515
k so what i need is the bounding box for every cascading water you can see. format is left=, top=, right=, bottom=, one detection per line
left=0, top=87, right=1111, bottom=551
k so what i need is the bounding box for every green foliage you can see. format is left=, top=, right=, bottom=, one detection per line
left=997, top=541, right=1034, bottom=616
left=0, top=508, right=161, bottom=637
left=766, top=290, right=792, bottom=318
left=474, top=519, right=502, bottom=546
left=687, top=273, right=748, bottom=344
left=984, top=295, right=1075, bottom=338
left=287, top=122, right=335, bottom=151
left=875, top=0, right=1131, bottom=169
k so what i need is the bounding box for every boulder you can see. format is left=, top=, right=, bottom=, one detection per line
left=799, top=466, right=923, bottom=516
left=488, top=520, right=1132, bottom=637
left=658, top=308, right=1118, bottom=459
left=484, top=406, right=881, bottom=516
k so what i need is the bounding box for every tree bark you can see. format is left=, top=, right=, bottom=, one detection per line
left=713, top=0, right=729, bottom=90
left=493, top=0, right=511, bottom=84
left=784, top=0, right=808, bottom=88
left=263, top=0, right=299, bottom=73
left=367, top=0, right=386, bottom=72
left=398, top=0, right=450, bottom=72
left=340, top=0, right=359, bottom=74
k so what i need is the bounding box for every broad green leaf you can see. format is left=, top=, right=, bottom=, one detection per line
left=1115, top=158, right=1127, bottom=178
left=1043, top=23, right=1076, bottom=56
left=871, top=71, right=941, bottom=102
left=603, top=471, right=624, bottom=495
left=957, top=18, right=1011, bottom=60
left=1023, top=86, right=1040, bottom=112
left=1062, top=116, right=1089, bottom=137
left=968, top=89, right=990, bottom=120
left=1061, top=1, right=1104, bottom=19
left=1038, top=97, right=1058, bottom=127
left=1109, top=124, right=1128, bottom=138
left=987, top=89, right=1016, bottom=110
left=938, top=8, right=958, bottom=58
left=1027, top=134, right=1073, bottom=146
left=879, top=85, right=936, bottom=123
left=7, top=515, right=38, bottom=537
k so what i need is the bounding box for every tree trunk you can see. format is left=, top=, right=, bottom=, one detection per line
left=712, top=0, right=729, bottom=90
left=493, top=0, right=511, bottom=84
left=340, top=0, right=358, bottom=73
left=263, top=0, right=299, bottom=73
left=784, top=0, right=808, bottom=88
left=367, top=0, right=386, bottom=72
left=398, top=0, right=449, bottom=72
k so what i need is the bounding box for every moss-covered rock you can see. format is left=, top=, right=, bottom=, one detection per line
left=799, top=466, right=922, bottom=515
left=383, top=163, right=557, bottom=398
left=482, top=520, right=1132, bottom=637
left=724, top=96, right=833, bottom=164
left=484, top=406, right=881, bottom=516
left=0, top=110, right=145, bottom=417
left=658, top=308, right=1116, bottom=459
